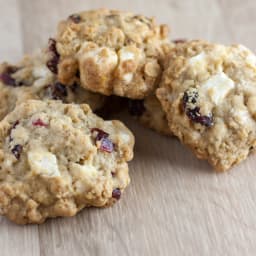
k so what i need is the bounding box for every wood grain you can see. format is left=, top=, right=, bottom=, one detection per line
left=1, top=0, right=256, bottom=255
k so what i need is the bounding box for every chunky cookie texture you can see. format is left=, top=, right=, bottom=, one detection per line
left=0, top=100, right=134, bottom=224
left=128, top=94, right=172, bottom=136
left=0, top=50, right=106, bottom=121
left=54, top=9, right=170, bottom=99
left=157, top=40, right=256, bottom=171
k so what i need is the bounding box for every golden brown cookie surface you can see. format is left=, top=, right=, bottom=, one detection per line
left=0, top=100, right=134, bottom=224
left=157, top=40, right=256, bottom=171
left=0, top=50, right=106, bottom=121
left=54, top=9, right=170, bottom=99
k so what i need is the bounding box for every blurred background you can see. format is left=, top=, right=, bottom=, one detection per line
left=1, top=0, right=255, bottom=61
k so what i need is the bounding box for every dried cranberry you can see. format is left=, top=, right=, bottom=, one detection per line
left=186, top=107, right=213, bottom=127
left=173, top=39, right=187, bottom=44
left=0, top=65, right=19, bottom=86
left=128, top=100, right=145, bottom=116
left=47, top=57, right=59, bottom=74
left=32, top=119, right=48, bottom=127
left=48, top=38, right=58, bottom=54
left=100, top=137, right=114, bottom=153
left=183, top=89, right=213, bottom=127
left=9, top=120, right=20, bottom=142
left=91, top=128, right=109, bottom=140
left=69, top=14, right=81, bottom=23
left=47, top=38, right=60, bottom=74
left=91, top=128, right=114, bottom=153
left=0, top=73, right=16, bottom=86
left=11, top=144, right=23, bottom=159
left=112, top=188, right=121, bottom=200
left=50, top=82, right=68, bottom=100
left=12, top=120, right=20, bottom=129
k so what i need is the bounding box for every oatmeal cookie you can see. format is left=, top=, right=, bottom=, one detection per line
left=52, top=9, right=170, bottom=99
left=0, top=50, right=105, bottom=120
left=157, top=40, right=256, bottom=171
left=0, top=100, right=134, bottom=224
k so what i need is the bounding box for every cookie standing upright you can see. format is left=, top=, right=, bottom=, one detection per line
left=0, top=50, right=106, bottom=121
left=0, top=100, right=134, bottom=224
left=157, top=40, right=256, bottom=171
left=53, top=9, right=170, bottom=99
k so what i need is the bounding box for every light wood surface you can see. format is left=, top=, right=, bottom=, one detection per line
left=0, top=0, right=256, bottom=255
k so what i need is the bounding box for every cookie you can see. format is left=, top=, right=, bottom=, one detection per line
left=0, top=50, right=106, bottom=121
left=52, top=9, right=170, bottom=99
left=157, top=40, right=256, bottom=171
left=128, top=94, right=172, bottom=136
left=0, top=100, right=134, bottom=224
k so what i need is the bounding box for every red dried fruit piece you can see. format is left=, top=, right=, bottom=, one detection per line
left=32, top=119, right=48, bottom=127
left=173, top=39, right=187, bottom=44
left=91, top=128, right=109, bottom=140
left=128, top=100, right=145, bottom=116
left=11, top=144, right=23, bottom=159
left=91, top=128, right=114, bottom=153
left=46, top=58, right=59, bottom=74
left=112, top=188, right=121, bottom=200
left=48, top=38, right=58, bottom=54
left=0, top=73, right=16, bottom=86
left=0, top=66, right=24, bottom=87
left=47, top=38, right=60, bottom=74
left=182, top=89, right=213, bottom=127
left=69, top=14, right=81, bottom=23
left=9, top=120, right=20, bottom=142
left=12, top=120, right=20, bottom=129
left=100, top=137, right=114, bottom=153
left=186, top=107, right=213, bottom=127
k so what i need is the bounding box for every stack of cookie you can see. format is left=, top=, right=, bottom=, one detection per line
left=0, top=9, right=256, bottom=224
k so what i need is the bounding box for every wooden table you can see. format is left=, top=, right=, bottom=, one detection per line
left=1, top=1, right=256, bottom=255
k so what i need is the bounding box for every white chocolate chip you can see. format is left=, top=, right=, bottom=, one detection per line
left=200, top=72, right=235, bottom=105
left=80, top=45, right=118, bottom=66
left=233, top=109, right=254, bottom=126
left=119, top=50, right=135, bottom=61
left=123, top=73, right=133, bottom=83
left=119, top=132, right=132, bottom=144
left=70, top=163, right=98, bottom=179
left=246, top=54, right=256, bottom=68
left=33, top=66, right=51, bottom=78
left=28, top=149, right=60, bottom=177
left=188, top=52, right=207, bottom=69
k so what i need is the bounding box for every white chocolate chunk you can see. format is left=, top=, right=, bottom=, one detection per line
left=70, top=163, right=98, bottom=179
left=85, top=47, right=118, bottom=66
left=200, top=72, right=235, bottom=105
left=246, top=54, right=256, bottom=67
left=28, top=149, right=60, bottom=177
left=117, top=47, right=140, bottom=83
left=119, top=132, right=132, bottom=144
left=123, top=73, right=133, bottom=83
left=119, top=50, right=135, bottom=61
left=33, top=66, right=51, bottom=78
left=188, top=52, right=207, bottom=69
left=237, top=45, right=256, bottom=67
left=233, top=109, right=254, bottom=126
